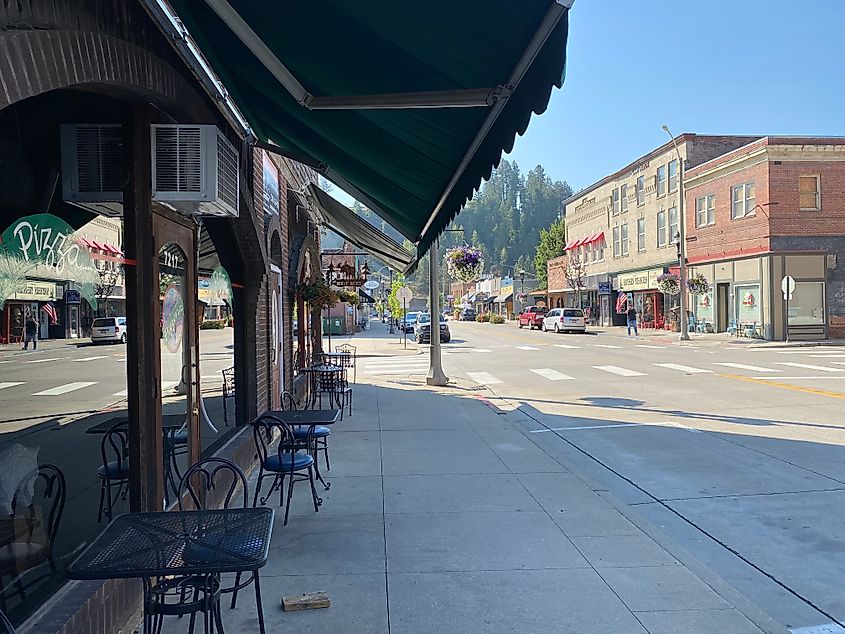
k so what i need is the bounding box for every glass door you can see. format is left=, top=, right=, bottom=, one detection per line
left=270, top=264, right=284, bottom=409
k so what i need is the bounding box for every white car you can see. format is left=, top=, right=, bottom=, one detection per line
left=91, top=316, right=128, bottom=344
left=542, top=308, right=586, bottom=333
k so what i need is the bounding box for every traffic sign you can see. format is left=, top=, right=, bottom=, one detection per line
left=363, top=279, right=380, bottom=290
left=396, top=286, right=413, bottom=304
left=781, top=275, right=795, bottom=300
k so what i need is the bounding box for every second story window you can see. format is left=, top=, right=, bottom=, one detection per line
left=620, top=223, right=629, bottom=256
left=636, top=176, right=645, bottom=205
left=731, top=182, right=756, bottom=219
left=799, top=175, right=821, bottom=210
left=668, top=207, right=679, bottom=244
left=620, top=184, right=628, bottom=212
left=657, top=210, right=667, bottom=247
left=656, top=165, right=666, bottom=197
left=637, top=217, right=646, bottom=251
left=595, top=237, right=604, bottom=261
left=612, top=226, right=620, bottom=258
left=612, top=187, right=620, bottom=215
left=668, top=159, right=679, bottom=192
left=696, top=194, right=715, bottom=227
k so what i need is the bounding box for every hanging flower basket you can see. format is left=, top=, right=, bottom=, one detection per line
left=291, top=279, right=338, bottom=310
left=336, top=288, right=361, bottom=306
left=686, top=273, right=710, bottom=295
left=656, top=272, right=681, bottom=296
left=445, top=244, right=484, bottom=282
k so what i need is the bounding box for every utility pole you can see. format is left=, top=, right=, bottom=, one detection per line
left=662, top=125, right=691, bottom=342
left=427, top=238, right=448, bottom=386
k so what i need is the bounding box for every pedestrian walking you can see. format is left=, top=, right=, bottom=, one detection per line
left=626, top=305, right=639, bottom=337
left=22, top=314, right=38, bottom=350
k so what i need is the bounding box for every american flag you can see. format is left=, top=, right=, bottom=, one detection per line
left=42, top=302, right=58, bottom=325
left=615, top=292, right=628, bottom=314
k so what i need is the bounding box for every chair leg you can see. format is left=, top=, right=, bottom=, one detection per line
left=231, top=572, right=241, bottom=609
left=283, top=472, right=296, bottom=526
left=97, top=480, right=106, bottom=523
left=105, top=478, right=114, bottom=521
left=308, top=466, right=320, bottom=512
left=324, top=440, right=331, bottom=472
left=252, top=470, right=264, bottom=507
left=254, top=571, right=266, bottom=634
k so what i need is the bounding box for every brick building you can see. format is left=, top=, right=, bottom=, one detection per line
left=559, top=135, right=761, bottom=327
left=684, top=137, right=845, bottom=340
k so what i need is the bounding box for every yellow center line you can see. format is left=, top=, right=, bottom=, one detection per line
left=717, top=373, right=845, bottom=400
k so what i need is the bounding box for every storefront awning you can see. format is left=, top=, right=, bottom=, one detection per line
left=307, top=184, right=414, bottom=272
left=565, top=231, right=604, bottom=251
left=165, top=1, right=571, bottom=263
left=494, top=291, right=513, bottom=303
left=358, top=288, right=376, bottom=304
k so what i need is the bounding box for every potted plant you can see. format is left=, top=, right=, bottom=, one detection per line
left=656, top=272, right=681, bottom=296
left=291, top=279, right=338, bottom=310
left=445, top=244, right=484, bottom=282
left=686, top=273, right=710, bottom=295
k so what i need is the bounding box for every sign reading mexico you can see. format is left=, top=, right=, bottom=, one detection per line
left=0, top=213, right=98, bottom=310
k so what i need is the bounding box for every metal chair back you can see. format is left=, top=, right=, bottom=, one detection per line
left=101, top=423, right=129, bottom=480
left=282, top=390, right=300, bottom=411
left=311, top=365, right=345, bottom=393
left=178, top=457, right=248, bottom=511
left=252, top=415, right=314, bottom=472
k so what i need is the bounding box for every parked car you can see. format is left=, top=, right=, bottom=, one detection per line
left=518, top=306, right=546, bottom=330
left=460, top=307, right=477, bottom=321
left=402, top=312, right=419, bottom=333
left=415, top=313, right=451, bottom=343
left=91, top=316, right=128, bottom=344
left=542, top=307, right=586, bottom=333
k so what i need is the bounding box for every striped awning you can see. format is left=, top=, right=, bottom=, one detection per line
left=565, top=231, right=604, bottom=251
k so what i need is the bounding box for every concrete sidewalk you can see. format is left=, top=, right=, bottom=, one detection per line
left=158, top=332, right=787, bottom=634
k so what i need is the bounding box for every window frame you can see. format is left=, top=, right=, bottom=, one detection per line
left=731, top=182, right=756, bottom=219
left=657, top=210, right=667, bottom=248
left=620, top=222, right=629, bottom=256
left=799, top=175, right=821, bottom=211
left=636, top=176, right=645, bottom=206
left=656, top=165, right=666, bottom=197
left=620, top=184, right=628, bottom=212
left=637, top=217, right=646, bottom=252
left=612, top=187, right=620, bottom=215
left=668, top=159, right=679, bottom=192
left=668, top=207, right=679, bottom=244
left=696, top=194, right=715, bottom=227
left=612, top=225, right=620, bottom=258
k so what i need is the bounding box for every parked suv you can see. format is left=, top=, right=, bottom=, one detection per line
left=518, top=306, right=546, bottom=330
left=542, top=308, right=586, bottom=333
left=91, top=316, right=128, bottom=344
left=460, top=307, right=477, bottom=321
left=415, top=313, right=451, bottom=343
left=402, top=312, right=419, bottom=333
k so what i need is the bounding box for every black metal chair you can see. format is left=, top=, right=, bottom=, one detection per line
left=334, top=344, right=357, bottom=383
left=251, top=415, right=320, bottom=526
left=0, top=607, right=16, bottom=634
left=283, top=390, right=332, bottom=474
left=0, top=464, right=65, bottom=613
left=148, top=457, right=265, bottom=634
left=222, top=366, right=235, bottom=427
left=308, top=366, right=352, bottom=419
left=97, top=424, right=129, bottom=522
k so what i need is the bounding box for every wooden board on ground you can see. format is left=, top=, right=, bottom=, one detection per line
left=282, top=591, right=331, bottom=611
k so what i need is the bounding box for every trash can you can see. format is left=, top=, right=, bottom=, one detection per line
left=322, top=317, right=343, bottom=335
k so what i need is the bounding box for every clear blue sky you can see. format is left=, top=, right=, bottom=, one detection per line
left=506, top=0, right=845, bottom=192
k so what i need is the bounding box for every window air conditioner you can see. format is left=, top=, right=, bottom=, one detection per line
left=60, top=124, right=125, bottom=215
left=151, top=124, right=239, bottom=218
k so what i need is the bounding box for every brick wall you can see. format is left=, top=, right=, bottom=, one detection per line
left=251, top=148, right=270, bottom=415
left=547, top=254, right=568, bottom=292
left=768, top=160, right=845, bottom=236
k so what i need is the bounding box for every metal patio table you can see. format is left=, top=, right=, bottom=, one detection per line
left=265, top=409, right=340, bottom=490
left=301, top=364, right=346, bottom=409
left=85, top=414, right=187, bottom=434
left=66, top=508, right=274, bottom=634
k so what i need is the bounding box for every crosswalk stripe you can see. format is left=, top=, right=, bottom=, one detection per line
left=113, top=389, right=128, bottom=397
left=775, top=362, right=845, bottom=373
left=772, top=350, right=843, bottom=355
left=636, top=344, right=665, bottom=349
left=471, top=348, right=492, bottom=353
left=529, top=368, right=575, bottom=381
left=75, top=355, right=108, bottom=362
left=467, top=371, right=503, bottom=384
left=593, top=365, right=646, bottom=377
left=364, top=369, right=428, bottom=375
left=554, top=344, right=581, bottom=349
left=714, top=362, right=780, bottom=373
left=33, top=381, right=97, bottom=395
left=655, top=363, right=711, bottom=374
left=594, top=344, right=622, bottom=349
left=811, top=354, right=845, bottom=358
left=364, top=359, right=428, bottom=367
left=0, top=382, right=24, bottom=390
left=516, top=346, right=539, bottom=351
left=23, top=357, right=64, bottom=364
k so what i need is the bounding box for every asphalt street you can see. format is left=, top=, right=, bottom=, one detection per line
left=367, top=320, right=845, bottom=633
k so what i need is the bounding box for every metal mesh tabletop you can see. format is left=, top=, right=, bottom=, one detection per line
left=67, top=508, right=274, bottom=580
left=303, top=364, right=344, bottom=373
left=265, top=409, right=340, bottom=425
left=86, top=414, right=187, bottom=434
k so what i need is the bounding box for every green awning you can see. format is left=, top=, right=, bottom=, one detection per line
left=163, top=1, right=571, bottom=260
left=307, top=184, right=414, bottom=272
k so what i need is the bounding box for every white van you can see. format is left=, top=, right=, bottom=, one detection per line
left=91, top=317, right=128, bottom=344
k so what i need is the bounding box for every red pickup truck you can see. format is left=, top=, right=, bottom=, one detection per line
left=518, top=306, right=546, bottom=330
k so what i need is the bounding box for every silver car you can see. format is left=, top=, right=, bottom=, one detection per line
left=542, top=308, right=586, bottom=333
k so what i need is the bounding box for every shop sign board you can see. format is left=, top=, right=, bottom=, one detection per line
left=363, top=280, right=380, bottom=290
left=10, top=280, right=57, bottom=301
left=64, top=289, right=81, bottom=304
left=617, top=268, right=664, bottom=292
left=598, top=282, right=612, bottom=295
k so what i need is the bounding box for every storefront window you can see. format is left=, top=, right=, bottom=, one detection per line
left=788, top=282, right=825, bottom=325
left=735, top=284, right=761, bottom=323
left=692, top=290, right=714, bottom=324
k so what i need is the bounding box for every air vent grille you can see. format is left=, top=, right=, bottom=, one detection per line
left=153, top=126, right=203, bottom=193
left=216, top=133, right=238, bottom=210
left=73, top=125, right=124, bottom=193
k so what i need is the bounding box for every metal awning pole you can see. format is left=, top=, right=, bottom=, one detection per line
left=427, top=239, right=448, bottom=386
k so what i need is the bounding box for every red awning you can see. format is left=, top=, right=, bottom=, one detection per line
left=90, top=240, right=105, bottom=251
left=77, top=237, right=93, bottom=248
left=587, top=231, right=605, bottom=244
left=105, top=243, right=122, bottom=255
left=564, top=240, right=577, bottom=251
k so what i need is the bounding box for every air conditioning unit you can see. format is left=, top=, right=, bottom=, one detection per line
left=151, top=124, right=239, bottom=218
left=60, top=124, right=125, bottom=214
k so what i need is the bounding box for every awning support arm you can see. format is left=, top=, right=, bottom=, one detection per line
left=418, top=0, right=571, bottom=242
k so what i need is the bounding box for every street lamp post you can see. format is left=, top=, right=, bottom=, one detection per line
left=662, top=125, right=691, bottom=342
left=427, top=238, right=448, bottom=386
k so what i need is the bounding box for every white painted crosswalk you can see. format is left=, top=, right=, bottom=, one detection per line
left=529, top=368, right=575, bottom=381
left=714, top=362, right=780, bottom=373
left=516, top=346, right=539, bottom=351
left=75, top=355, right=108, bottom=362
left=775, top=362, right=845, bottom=372
left=554, top=344, right=581, bottom=349
left=32, top=381, right=97, bottom=396
left=593, top=365, right=646, bottom=377
left=654, top=363, right=711, bottom=374
left=594, top=344, right=622, bottom=349
left=467, top=372, right=503, bottom=385
left=0, top=382, right=24, bottom=390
